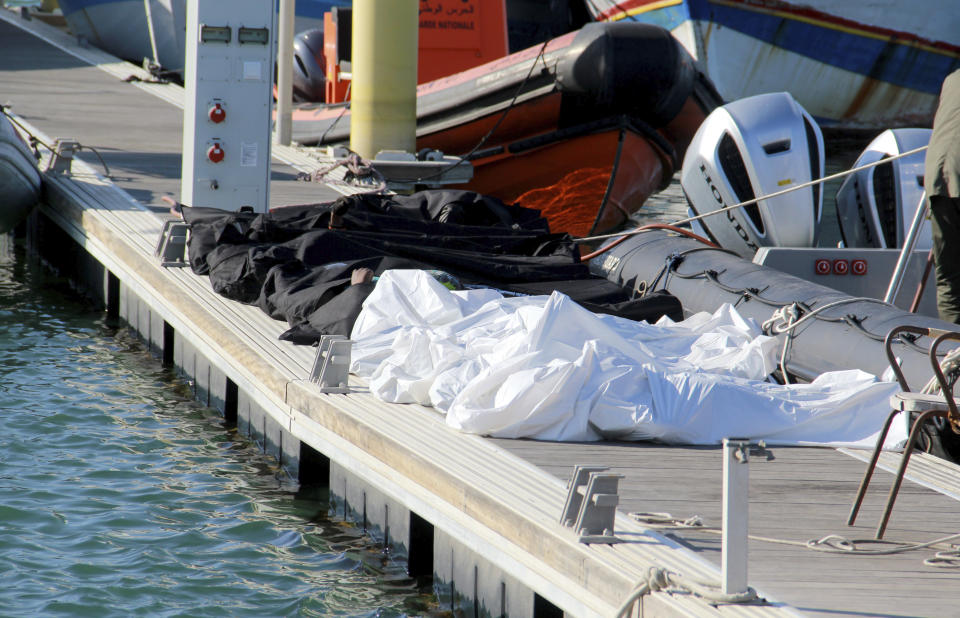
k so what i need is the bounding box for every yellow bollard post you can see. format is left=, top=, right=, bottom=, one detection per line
left=349, top=0, right=418, bottom=159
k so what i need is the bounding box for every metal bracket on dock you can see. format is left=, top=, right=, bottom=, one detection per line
left=154, top=219, right=190, bottom=267
left=560, top=465, right=624, bottom=544
left=310, top=335, right=352, bottom=394
left=44, top=137, right=80, bottom=175
left=369, top=149, right=473, bottom=192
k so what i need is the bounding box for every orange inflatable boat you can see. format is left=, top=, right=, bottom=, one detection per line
left=292, top=14, right=721, bottom=237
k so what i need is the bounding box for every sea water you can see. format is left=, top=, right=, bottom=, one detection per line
left=0, top=236, right=434, bottom=616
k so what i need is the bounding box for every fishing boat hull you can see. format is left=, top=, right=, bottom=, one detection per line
left=293, top=22, right=721, bottom=236
left=587, top=0, right=960, bottom=129
left=0, top=114, right=42, bottom=233
left=56, top=0, right=332, bottom=73
left=57, top=0, right=159, bottom=66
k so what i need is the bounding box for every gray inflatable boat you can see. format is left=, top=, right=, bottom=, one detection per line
left=0, top=114, right=41, bottom=233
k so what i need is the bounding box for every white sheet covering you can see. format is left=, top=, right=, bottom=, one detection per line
left=350, top=270, right=904, bottom=447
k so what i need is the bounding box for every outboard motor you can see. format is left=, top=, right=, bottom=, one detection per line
left=680, top=92, right=825, bottom=257
left=834, top=128, right=931, bottom=250
left=293, top=28, right=326, bottom=102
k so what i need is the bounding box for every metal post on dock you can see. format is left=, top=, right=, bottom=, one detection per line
left=349, top=0, right=418, bottom=158
left=722, top=438, right=750, bottom=596
left=181, top=0, right=277, bottom=212
left=142, top=0, right=160, bottom=69
left=274, top=0, right=294, bottom=146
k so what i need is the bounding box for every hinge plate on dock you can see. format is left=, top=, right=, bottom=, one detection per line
left=560, top=465, right=623, bottom=544
left=44, top=137, right=80, bottom=175
left=154, top=219, right=190, bottom=267
left=310, top=334, right=352, bottom=394
left=370, top=150, right=472, bottom=192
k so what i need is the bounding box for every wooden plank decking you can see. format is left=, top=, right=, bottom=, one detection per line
left=497, top=439, right=960, bottom=617
left=3, top=10, right=959, bottom=616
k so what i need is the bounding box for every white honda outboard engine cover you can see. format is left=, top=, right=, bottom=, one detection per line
left=680, top=92, right=825, bottom=257
left=834, top=128, right=931, bottom=250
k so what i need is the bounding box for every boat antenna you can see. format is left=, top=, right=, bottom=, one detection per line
left=576, top=144, right=929, bottom=246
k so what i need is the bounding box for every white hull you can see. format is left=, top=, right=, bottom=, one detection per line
left=59, top=0, right=325, bottom=74
left=678, top=22, right=940, bottom=128
left=588, top=0, right=960, bottom=128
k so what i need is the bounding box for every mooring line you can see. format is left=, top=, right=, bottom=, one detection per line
left=577, top=144, right=928, bottom=245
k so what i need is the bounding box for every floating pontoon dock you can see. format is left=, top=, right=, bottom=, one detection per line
left=3, top=10, right=960, bottom=617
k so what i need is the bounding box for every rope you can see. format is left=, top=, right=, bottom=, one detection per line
left=305, top=150, right=386, bottom=194
left=306, top=40, right=549, bottom=187
left=921, top=346, right=960, bottom=395
left=807, top=532, right=960, bottom=560
left=408, top=38, right=552, bottom=186
left=1, top=104, right=55, bottom=153
left=588, top=126, right=627, bottom=236
left=614, top=566, right=759, bottom=616
left=317, top=82, right=352, bottom=145
left=623, top=510, right=960, bottom=593
left=926, top=549, right=960, bottom=568
left=578, top=223, right=718, bottom=261
left=760, top=296, right=895, bottom=382
left=905, top=344, right=960, bottom=454
left=763, top=303, right=802, bottom=383
left=575, top=144, right=929, bottom=246
left=1, top=105, right=112, bottom=177
left=607, top=243, right=929, bottom=353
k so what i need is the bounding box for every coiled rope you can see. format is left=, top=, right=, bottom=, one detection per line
left=303, top=149, right=386, bottom=194
left=614, top=509, right=960, bottom=614
left=613, top=566, right=758, bottom=617
left=630, top=510, right=960, bottom=562
left=761, top=296, right=895, bottom=383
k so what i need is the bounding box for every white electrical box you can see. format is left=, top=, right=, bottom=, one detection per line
left=181, top=0, right=276, bottom=212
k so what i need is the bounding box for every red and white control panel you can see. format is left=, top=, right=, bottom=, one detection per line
left=180, top=0, right=276, bottom=211
left=813, top=258, right=868, bottom=276
left=754, top=246, right=937, bottom=315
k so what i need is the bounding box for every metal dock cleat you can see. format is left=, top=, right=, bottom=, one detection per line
left=45, top=137, right=80, bottom=175
left=154, top=219, right=190, bottom=267
left=560, top=465, right=624, bottom=544
left=310, top=334, right=352, bottom=394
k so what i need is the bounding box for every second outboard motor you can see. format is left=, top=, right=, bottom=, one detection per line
left=834, top=128, right=931, bottom=250
left=680, top=92, right=825, bottom=257
left=293, top=28, right=326, bottom=102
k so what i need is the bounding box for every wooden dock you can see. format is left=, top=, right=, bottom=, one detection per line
left=3, top=10, right=960, bottom=616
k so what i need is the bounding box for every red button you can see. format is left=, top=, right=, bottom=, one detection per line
left=208, top=103, right=226, bottom=123
left=814, top=259, right=830, bottom=275
left=832, top=259, right=849, bottom=275
left=207, top=144, right=224, bottom=163
left=851, top=259, right=867, bottom=275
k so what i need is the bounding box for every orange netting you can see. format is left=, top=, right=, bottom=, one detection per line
left=514, top=167, right=611, bottom=237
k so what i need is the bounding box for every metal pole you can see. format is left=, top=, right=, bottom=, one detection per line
left=143, top=0, right=160, bottom=67
left=274, top=0, right=295, bottom=145
left=722, top=438, right=749, bottom=595
left=884, top=191, right=928, bottom=304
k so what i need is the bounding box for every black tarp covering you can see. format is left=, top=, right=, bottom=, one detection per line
left=181, top=190, right=682, bottom=344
